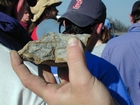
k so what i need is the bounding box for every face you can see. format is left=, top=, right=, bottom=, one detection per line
left=21, top=10, right=31, bottom=23
left=48, top=5, right=59, bottom=20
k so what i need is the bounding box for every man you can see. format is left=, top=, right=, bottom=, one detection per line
left=11, top=0, right=134, bottom=104
left=101, top=1, right=140, bottom=105
left=0, top=0, right=46, bottom=104
left=28, top=0, right=62, bottom=40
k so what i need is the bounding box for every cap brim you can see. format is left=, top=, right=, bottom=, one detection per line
left=27, top=0, right=37, bottom=7
left=58, top=11, right=95, bottom=27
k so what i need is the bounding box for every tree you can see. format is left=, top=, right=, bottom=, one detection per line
left=107, top=17, right=130, bottom=33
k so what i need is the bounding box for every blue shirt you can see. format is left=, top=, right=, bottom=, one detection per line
left=52, top=50, right=133, bottom=105
left=101, top=23, right=140, bottom=105
left=37, top=19, right=65, bottom=39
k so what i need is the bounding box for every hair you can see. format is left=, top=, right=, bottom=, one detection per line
left=0, top=0, right=17, bottom=13
left=60, top=19, right=96, bottom=34
left=59, top=19, right=111, bottom=43
left=0, top=0, right=20, bottom=19
left=100, top=26, right=111, bottom=43
left=25, top=3, right=31, bottom=13
left=0, top=0, right=15, bottom=6
left=131, top=5, right=140, bottom=23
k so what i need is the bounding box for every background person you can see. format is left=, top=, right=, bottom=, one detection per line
left=101, top=1, right=140, bottom=105
left=28, top=0, right=62, bottom=40
left=20, top=3, right=32, bottom=31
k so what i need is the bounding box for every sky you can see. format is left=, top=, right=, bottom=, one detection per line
left=103, top=0, right=138, bottom=26
left=57, top=0, right=138, bottom=26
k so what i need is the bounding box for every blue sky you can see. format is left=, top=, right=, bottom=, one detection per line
left=57, top=0, right=138, bottom=26
left=103, top=0, right=138, bottom=26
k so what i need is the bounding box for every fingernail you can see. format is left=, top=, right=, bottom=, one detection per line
left=68, top=37, right=78, bottom=47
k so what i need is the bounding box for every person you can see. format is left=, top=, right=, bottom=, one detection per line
left=20, top=3, right=32, bottom=31
left=28, top=0, right=62, bottom=40
left=91, top=19, right=111, bottom=57
left=101, top=1, right=140, bottom=105
left=0, top=0, right=46, bottom=104
left=11, top=0, right=134, bottom=104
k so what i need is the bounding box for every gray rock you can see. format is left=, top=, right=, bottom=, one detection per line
left=18, top=32, right=90, bottom=67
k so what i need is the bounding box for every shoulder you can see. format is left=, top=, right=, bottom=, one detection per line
left=85, top=51, right=133, bottom=104
left=0, top=44, right=46, bottom=105
left=36, top=19, right=60, bottom=39
left=85, top=51, right=119, bottom=78
left=102, top=32, right=139, bottom=59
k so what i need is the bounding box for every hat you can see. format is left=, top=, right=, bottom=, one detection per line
left=27, top=0, right=37, bottom=7
left=104, top=19, right=111, bottom=30
left=131, top=1, right=140, bottom=14
left=36, top=19, right=65, bottom=39
left=58, top=0, right=106, bottom=27
left=30, top=0, right=62, bottom=22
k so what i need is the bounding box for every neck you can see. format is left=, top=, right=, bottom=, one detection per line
left=95, top=40, right=103, bottom=47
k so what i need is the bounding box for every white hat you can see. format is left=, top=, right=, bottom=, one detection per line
left=30, top=0, right=62, bottom=22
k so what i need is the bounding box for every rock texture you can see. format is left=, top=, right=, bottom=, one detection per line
left=18, top=32, right=90, bottom=67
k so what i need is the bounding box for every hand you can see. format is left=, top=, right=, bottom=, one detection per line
left=10, top=37, right=117, bottom=105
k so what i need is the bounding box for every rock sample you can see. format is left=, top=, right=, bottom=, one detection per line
left=18, top=32, right=90, bottom=67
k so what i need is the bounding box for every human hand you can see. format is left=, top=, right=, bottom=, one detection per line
left=10, top=37, right=117, bottom=105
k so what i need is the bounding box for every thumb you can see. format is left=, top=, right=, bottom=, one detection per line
left=66, top=37, right=115, bottom=105
left=67, top=37, right=92, bottom=86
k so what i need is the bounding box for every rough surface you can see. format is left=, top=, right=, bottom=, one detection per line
left=18, top=32, right=90, bottom=67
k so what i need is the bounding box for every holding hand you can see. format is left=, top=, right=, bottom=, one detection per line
left=10, top=37, right=117, bottom=105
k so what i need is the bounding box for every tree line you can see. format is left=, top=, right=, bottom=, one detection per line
left=108, top=17, right=130, bottom=33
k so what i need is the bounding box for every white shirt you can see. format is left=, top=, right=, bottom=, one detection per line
left=0, top=44, right=47, bottom=105
left=91, top=43, right=106, bottom=57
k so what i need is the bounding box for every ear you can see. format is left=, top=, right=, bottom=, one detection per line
left=129, top=14, right=134, bottom=23
left=45, top=10, right=50, bottom=19
left=85, top=23, right=103, bottom=52
left=63, top=20, right=66, bottom=27
left=96, top=23, right=103, bottom=35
